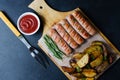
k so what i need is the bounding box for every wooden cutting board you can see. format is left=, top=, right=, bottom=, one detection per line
left=28, top=0, right=79, bottom=36
left=28, top=0, right=120, bottom=80
left=28, top=0, right=80, bottom=79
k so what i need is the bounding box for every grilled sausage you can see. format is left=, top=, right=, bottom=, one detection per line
left=54, top=23, right=79, bottom=49
left=59, top=19, right=84, bottom=45
left=66, top=14, right=90, bottom=39
left=72, top=10, right=96, bottom=35
left=48, top=29, right=72, bottom=55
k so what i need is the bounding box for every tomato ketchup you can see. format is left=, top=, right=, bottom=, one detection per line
left=19, top=15, right=38, bottom=34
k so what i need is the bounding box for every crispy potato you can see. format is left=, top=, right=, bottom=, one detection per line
left=77, top=54, right=89, bottom=68
left=77, top=78, right=94, bottom=80
left=69, top=41, right=110, bottom=79
left=72, top=52, right=84, bottom=60
left=70, top=62, right=79, bottom=68
left=84, top=45, right=103, bottom=59
left=90, top=50, right=101, bottom=59
left=90, top=50, right=101, bottom=60
left=70, top=53, right=84, bottom=68
left=62, top=66, right=75, bottom=73
left=91, top=41, right=108, bottom=61
left=69, top=59, right=79, bottom=68
left=95, top=61, right=109, bottom=73
left=86, top=78, right=95, bottom=80
left=91, top=41, right=103, bottom=46
left=82, top=69, right=97, bottom=78
left=84, top=45, right=102, bottom=54
left=71, top=73, right=85, bottom=78
left=90, top=54, right=103, bottom=68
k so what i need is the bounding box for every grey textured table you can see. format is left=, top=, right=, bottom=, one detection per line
left=0, top=0, right=120, bottom=80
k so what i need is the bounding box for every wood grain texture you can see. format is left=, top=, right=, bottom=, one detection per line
left=28, top=0, right=79, bottom=36
left=28, top=0, right=120, bottom=80
left=28, top=0, right=79, bottom=79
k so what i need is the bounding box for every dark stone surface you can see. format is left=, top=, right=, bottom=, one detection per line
left=0, top=0, right=120, bottom=80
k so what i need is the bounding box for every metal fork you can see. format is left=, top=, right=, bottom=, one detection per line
left=19, top=36, right=49, bottom=68
left=0, top=11, right=49, bottom=68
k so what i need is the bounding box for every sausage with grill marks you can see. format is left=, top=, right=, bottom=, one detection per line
left=66, top=14, right=90, bottom=39
left=59, top=19, right=84, bottom=45
left=72, top=10, right=96, bottom=35
left=48, top=29, right=72, bottom=55
left=54, top=23, right=79, bottom=49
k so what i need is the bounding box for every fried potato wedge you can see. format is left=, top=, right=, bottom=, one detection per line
left=69, top=59, right=78, bottom=68
left=86, top=78, right=95, bottom=80
left=91, top=41, right=103, bottom=46
left=84, top=45, right=102, bottom=54
left=62, top=66, right=75, bottom=73
left=90, top=54, right=103, bottom=68
left=77, top=54, right=89, bottom=68
left=84, top=45, right=103, bottom=59
left=95, top=61, right=109, bottom=73
left=72, top=52, right=84, bottom=60
left=82, top=69, right=96, bottom=78
left=71, top=73, right=85, bottom=78
left=77, top=77, right=94, bottom=80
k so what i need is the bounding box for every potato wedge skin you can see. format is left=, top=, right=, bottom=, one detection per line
left=62, top=66, right=75, bottom=73
left=64, top=41, right=113, bottom=80
left=84, top=45, right=103, bottom=59
left=90, top=50, right=101, bottom=59
left=84, top=45, right=102, bottom=54
left=90, top=54, right=103, bottom=68
left=86, top=78, right=95, bottom=80
left=71, top=73, right=85, bottom=78
left=77, top=77, right=94, bottom=80
left=91, top=41, right=103, bottom=46
left=82, top=69, right=97, bottom=78
left=69, top=58, right=78, bottom=68
left=77, top=54, right=89, bottom=68
left=72, top=52, right=84, bottom=60
left=95, top=61, right=109, bottom=73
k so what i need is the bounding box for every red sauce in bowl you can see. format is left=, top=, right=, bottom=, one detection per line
left=19, top=15, right=38, bottom=34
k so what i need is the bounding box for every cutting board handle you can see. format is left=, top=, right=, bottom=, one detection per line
left=28, top=0, right=79, bottom=35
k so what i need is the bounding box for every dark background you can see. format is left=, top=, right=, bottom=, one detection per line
left=0, top=0, right=120, bottom=80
